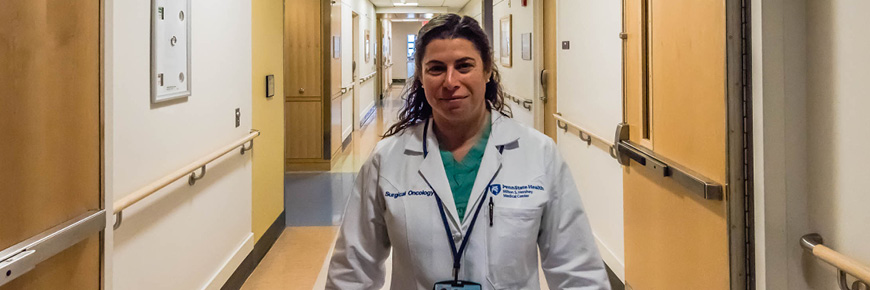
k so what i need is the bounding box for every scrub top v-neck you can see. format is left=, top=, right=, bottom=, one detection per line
left=438, top=117, right=492, bottom=222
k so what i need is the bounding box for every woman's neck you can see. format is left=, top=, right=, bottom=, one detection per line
left=433, top=110, right=490, bottom=157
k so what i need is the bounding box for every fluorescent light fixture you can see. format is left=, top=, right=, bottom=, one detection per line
left=394, top=2, right=418, bottom=6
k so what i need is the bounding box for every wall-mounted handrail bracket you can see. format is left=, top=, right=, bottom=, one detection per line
left=522, top=99, right=533, bottom=111
left=557, top=119, right=568, bottom=132
left=113, top=211, right=124, bottom=230
left=188, top=165, right=207, bottom=186
left=801, top=233, right=823, bottom=251
left=578, top=131, right=592, bottom=145
left=240, top=140, right=254, bottom=155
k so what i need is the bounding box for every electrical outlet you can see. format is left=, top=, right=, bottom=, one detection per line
left=235, top=108, right=240, bottom=128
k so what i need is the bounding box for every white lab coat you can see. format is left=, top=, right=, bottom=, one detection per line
left=326, top=113, right=610, bottom=290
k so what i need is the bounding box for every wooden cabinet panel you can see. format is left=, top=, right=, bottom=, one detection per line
left=285, top=101, right=323, bottom=159
left=285, top=0, right=322, bottom=97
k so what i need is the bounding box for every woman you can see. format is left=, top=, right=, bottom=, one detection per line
left=326, top=14, right=609, bottom=290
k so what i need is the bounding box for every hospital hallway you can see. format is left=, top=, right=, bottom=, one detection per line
left=3, top=0, right=870, bottom=290
left=238, top=85, right=404, bottom=290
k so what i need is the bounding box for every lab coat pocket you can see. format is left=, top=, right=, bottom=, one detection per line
left=486, top=206, right=542, bottom=289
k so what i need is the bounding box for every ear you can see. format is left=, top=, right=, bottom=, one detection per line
left=485, top=69, right=493, bottom=82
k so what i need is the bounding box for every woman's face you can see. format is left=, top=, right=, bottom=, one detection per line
left=420, top=38, right=491, bottom=125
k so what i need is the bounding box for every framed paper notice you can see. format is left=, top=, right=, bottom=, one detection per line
left=521, top=33, right=532, bottom=60
left=332, top=36, right=341, bottom=59
left=151, top=0, right=192, bottom=103
left=365, top=30, right=371, bottom=63
left=499, top=14, right=512, bottom=68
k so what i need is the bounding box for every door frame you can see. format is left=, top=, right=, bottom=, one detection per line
left=725, top=0, right=751, bottom=288
left=531, top=0, right=545, bottom=132
left=352, top=11, right=360, bottom=131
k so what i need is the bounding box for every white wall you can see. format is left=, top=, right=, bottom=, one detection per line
left=753, top=1, right=870, bottom=289
left=803, top=0, right=870, bottom=288
left=381, top=19, right=393, bottom=90
left=459, top=0, right=483, bottom=21
left=751, top=0, right=809, bottom=289
left=345, top=0, right=378, bottom=125
left=554, top=0, right=625, bottom=281
left=391, top=21, right=424, bottom=80
left=341, top=3, right=355, bottom=140
left=106, top=0, right=253, bottom=289
left=492, top=0, right=538, bottom=127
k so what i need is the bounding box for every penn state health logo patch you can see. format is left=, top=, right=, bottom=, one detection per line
left=489, top=184, right=502, bottom=196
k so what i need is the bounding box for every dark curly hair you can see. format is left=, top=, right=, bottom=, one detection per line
left=383, top=14, right=511, bottom=138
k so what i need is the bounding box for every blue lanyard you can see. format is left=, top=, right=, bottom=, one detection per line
left=434, top=190, right=489, bottom=282
left=422, top=118, right=497, bottom=282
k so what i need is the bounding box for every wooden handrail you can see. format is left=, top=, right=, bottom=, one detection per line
left=553, top=113, right=614, bottom=147
left=814, top=245, right=870, bottom=283
left=802, top=233, right=870, bottom=285
left=113, top=130, right=260, bottom=216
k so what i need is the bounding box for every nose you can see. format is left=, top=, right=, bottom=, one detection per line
left=444, top=67, right=461, bottom=90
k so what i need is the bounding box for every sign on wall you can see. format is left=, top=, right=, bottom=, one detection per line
left=365, top=30, right=370, bottom=63
left=151, top=0, right=192, bottom=103
left=499, top=14, right=512, bottom=68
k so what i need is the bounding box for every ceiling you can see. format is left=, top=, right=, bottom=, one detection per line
left=369, top=0, right=471, bottom=10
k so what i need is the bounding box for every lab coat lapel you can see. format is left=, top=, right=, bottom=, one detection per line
left=461, top=113, right=519, bottom=227
left=416, top=121, right=462, bottom=229
left=461, top=143, right=502, bottom=227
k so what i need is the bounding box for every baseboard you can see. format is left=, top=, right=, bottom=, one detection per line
left=359, top=102, right=377, bottom=128
left=593, top=233, right=625, bottom=283
left=202, top=233, right=254, bottom=290
left=220, top=211, right=286, bottom=290
left=605, top=263, right=625, bottom=290
left=341, top=132, right=352, bottom=150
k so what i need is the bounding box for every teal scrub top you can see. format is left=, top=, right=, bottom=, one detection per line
left=439, top=118, right=492, bottom=222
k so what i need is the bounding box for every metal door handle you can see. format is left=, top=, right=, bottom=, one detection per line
left=0, top=210, right=106, bottom=287
left=612, top=124, right=724, bottom=200
left=540, top=69, right=549, bottom=103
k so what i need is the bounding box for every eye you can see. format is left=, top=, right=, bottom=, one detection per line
left=427, top=65, right=446, bottom=75
left=456, top=63, right=474, bottom=72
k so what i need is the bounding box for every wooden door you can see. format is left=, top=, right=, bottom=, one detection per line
left=622, top=0, right=741, bottom=289
left=0, top=0, right=102, bottom=289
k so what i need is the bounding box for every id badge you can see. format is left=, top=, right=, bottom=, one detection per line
left=433, top=280, right=482, bottom=290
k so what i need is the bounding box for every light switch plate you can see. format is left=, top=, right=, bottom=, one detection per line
left=235, top=109, right=240, bottom=128
left=151, top=0, right=192, bottom=103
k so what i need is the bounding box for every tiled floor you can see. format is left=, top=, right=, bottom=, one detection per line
left=242, top=86, right=404, bottom=290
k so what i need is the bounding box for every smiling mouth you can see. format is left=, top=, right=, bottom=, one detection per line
left=440, top=96, right=468, bottom=101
